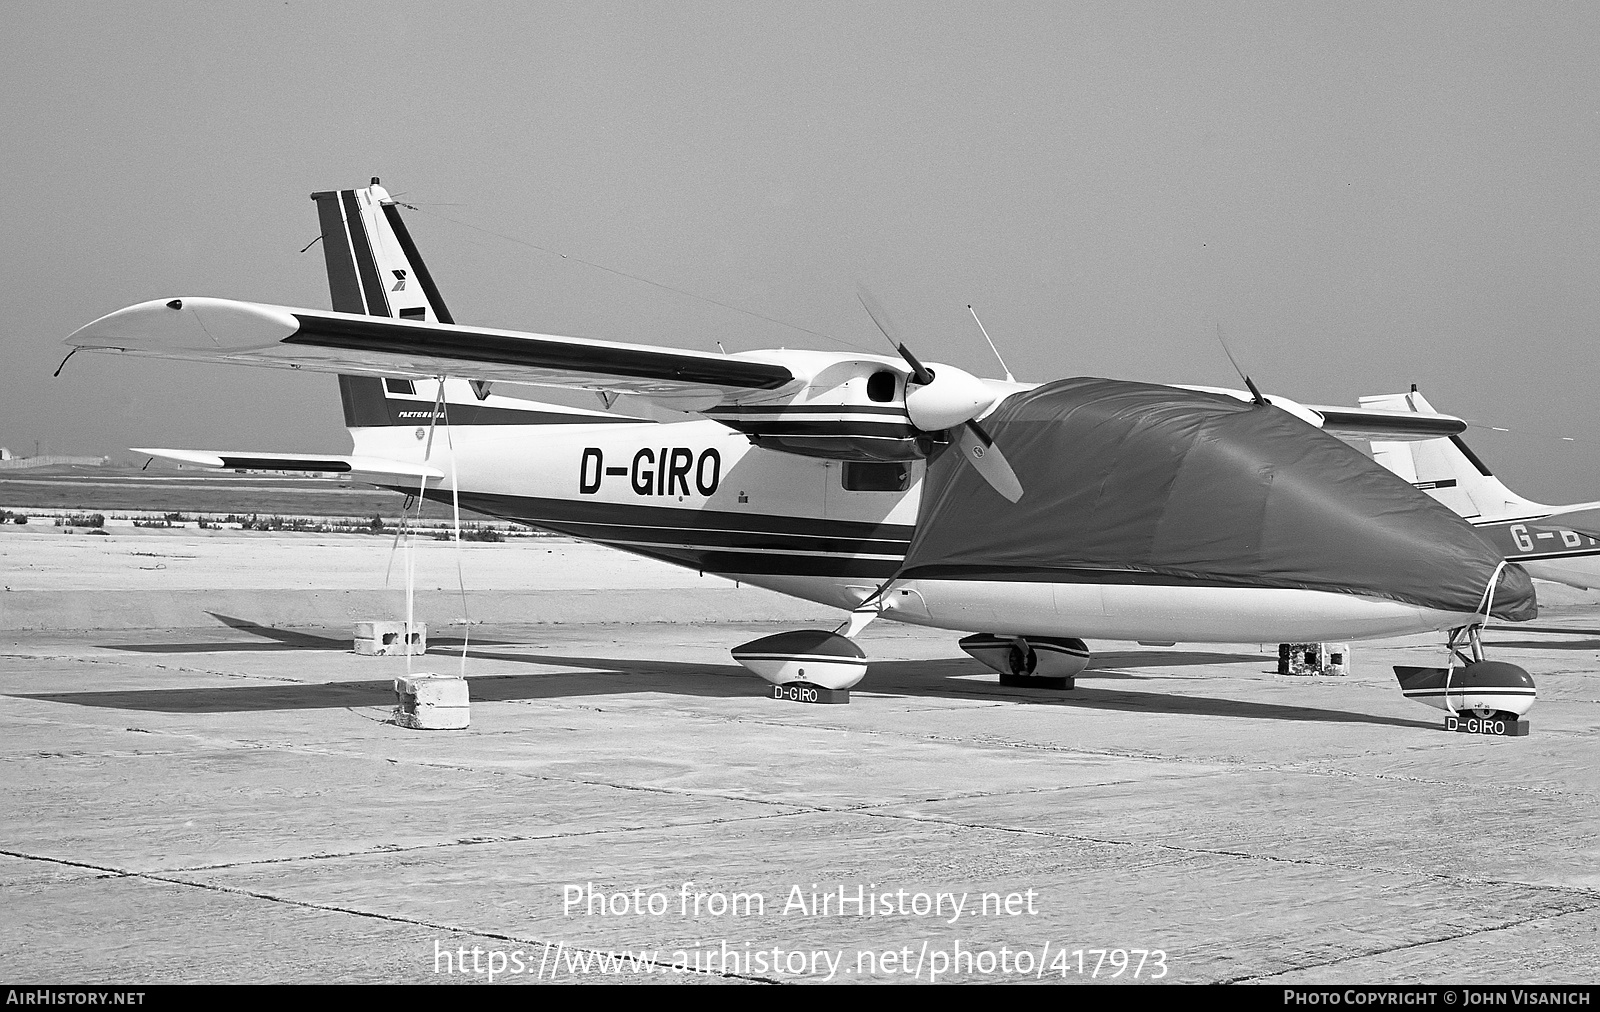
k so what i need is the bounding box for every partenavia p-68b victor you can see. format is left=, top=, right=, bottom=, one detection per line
left=65, top=180, right=1541, bottom=728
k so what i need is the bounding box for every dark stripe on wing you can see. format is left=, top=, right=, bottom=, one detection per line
left=1315, top=408, right=1467, bottom=437
left=285, top=314, right=794, bottom=390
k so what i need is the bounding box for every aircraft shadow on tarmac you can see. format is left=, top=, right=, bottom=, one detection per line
left=101, top=613, right=524, bottom=652
left=1479, top=625, right=1600, bottom=651
left=20, top=635, right=1431, bottom=728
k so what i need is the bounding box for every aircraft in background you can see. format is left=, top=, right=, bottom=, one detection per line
left=1362, top=388, right=1600, bottom=591
left=61, top=180, right=1540, bottom=727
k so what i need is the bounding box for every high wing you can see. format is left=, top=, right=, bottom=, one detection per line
left=61, top=179, right=1462, bottom=502
left=1180, top=385, right=1467, bottom=441
left=1304, top=403, right=1467, bottom=441
left=67, top=297, right=801, bottom=413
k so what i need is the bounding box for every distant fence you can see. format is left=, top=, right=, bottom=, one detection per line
left=0, top=456, right=108, bottom=470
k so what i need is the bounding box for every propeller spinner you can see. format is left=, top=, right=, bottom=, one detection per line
left=856, top=292, right=1024, bottom=502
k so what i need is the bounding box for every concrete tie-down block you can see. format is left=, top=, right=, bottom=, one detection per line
left=354, top=621, right=426, bottom=656
left=1278, top=642, right=1350, bottom=676
left=393, top=674, right=470, bottom=730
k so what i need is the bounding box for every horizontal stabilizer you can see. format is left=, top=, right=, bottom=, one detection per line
left=133, top=447, right=444, bottom=485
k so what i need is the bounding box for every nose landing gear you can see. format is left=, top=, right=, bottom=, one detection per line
left=1394, top=625, right=1535, bottom=736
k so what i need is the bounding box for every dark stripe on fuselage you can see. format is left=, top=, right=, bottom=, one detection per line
left=1472, top=518, right=1600, bottom=561
left=285, top=314, right=794, bottom=390
left=393, top=489, right=911, bottom=577
left=373, top=399, right=640, bottom=426
left=341, top=190, right=390, bottom=318
left=413, top=490, right=913, bottom=553
left=706, top=404, right=908, bottom=417
left=714, top=420, right=917, bottom=438
left=338, top=375, right=392, bottom=427
left=610, top=547, right=898, bottom=578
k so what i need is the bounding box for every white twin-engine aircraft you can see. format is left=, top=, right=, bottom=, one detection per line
left=64, top=180, right=1539, bottom=726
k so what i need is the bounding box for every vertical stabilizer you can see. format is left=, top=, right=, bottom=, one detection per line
left=312, top=180, right=455, bottom=429
left=310, top=179, right=453, bottom=323
left=1361, top=389, right=1547, bottom=520
left=308, top=181, right=647, bottom=445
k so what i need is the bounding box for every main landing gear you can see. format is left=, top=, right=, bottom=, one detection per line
left=1393, top=625, right=1536, bottom=736
left=958, top=634, right=1089, bottom=690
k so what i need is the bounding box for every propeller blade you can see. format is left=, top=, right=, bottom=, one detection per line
left=957, top=420, right=1024, bottom=502
left=1214, top=323, right=1265, bottom=405
left=895, top=342, right=935, bottom=388
left=856, top=289, right=934, bottom=384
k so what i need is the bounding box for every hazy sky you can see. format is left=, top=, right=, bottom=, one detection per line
left=5, top=2, right=1600, bottom=500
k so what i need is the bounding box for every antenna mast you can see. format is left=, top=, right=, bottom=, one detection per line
left=968, top=305, right=1014, bottom=382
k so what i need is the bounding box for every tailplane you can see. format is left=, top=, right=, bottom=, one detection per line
left=1361, top=389, right=1547, bottom=521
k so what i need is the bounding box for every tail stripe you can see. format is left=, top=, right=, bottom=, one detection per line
left=1449, top=435, right=1495, bottom=478
left=382, top=202, right=455, bottom=324
left=340, top=190, right=391, bottom=318
left=313, top=191, right=366, bottom=316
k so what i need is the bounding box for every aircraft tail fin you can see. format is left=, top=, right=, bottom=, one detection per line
left=310, top=179, right=453, bottom=324
left=312, top=180, right=458, bottom=430
left=309, top=181, right=645, bottom=432
left=1361, top=389, right=1548, bottom=521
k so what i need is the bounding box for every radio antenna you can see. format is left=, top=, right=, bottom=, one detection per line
left=968, top=305, right=1014, bottom=382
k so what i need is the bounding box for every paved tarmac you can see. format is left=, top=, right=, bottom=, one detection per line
left=1, top=528, right=1598, bottom=984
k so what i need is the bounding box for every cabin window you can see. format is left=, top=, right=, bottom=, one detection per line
left=384, top=378, right=416, bottom=395
left=866, top=370, right=898, bottom=403
left=842, top=461, right=909, bottom=492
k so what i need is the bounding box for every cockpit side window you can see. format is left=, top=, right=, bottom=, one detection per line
left=842, top=461, right=910, bottom=492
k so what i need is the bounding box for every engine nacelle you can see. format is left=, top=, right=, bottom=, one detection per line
left=1394, top=661, right=1536, bottom=718
left=708, top=357, right=922, bottom=461
left=732, top=629, right=868, bottom=691
left=960, top=634, right=1090, bottom=687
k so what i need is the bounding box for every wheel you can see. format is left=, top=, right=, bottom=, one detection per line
left=1008, top=640, right=1037, bottom=676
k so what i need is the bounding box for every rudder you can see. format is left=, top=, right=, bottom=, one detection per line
left=1361, top=388, right=1546, bottom=521
left=312, top=179, right=454, bottom=429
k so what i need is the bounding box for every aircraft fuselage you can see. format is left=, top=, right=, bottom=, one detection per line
left=356, top=416, right=1490, bottom=643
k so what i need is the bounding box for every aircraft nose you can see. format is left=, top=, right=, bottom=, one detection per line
left=901, top=377, right=1537, bottom=624
left=1480, top=561, right=1536, bottom=622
